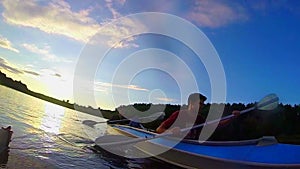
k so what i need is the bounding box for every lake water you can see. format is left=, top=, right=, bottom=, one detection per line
left=0, top=86, right=181, bottom=169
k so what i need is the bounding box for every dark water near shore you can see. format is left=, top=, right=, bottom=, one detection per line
left=0, top=86, right=182, bottom=169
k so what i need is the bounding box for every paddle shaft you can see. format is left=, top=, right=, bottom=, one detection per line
left=98, top=118, right=129, bottom=124
left=181, top=106, right=255, bottom=132
left=94, top=112, right=165, bottom=124
left=183, top=96, right=278, bottom=132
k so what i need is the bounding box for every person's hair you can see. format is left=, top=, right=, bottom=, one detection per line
left=188, top=93, right=207, bottom=105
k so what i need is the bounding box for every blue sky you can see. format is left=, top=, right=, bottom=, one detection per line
left=0, top=0, right=299, bottom=110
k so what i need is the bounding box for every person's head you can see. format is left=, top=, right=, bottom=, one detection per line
left=187, top=93, right=207, bottom=113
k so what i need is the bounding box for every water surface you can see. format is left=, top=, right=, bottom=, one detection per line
left=0, top=86, right=181, bottom=169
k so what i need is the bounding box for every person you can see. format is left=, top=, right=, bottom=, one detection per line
left=156, top=93, right=240, bottom=140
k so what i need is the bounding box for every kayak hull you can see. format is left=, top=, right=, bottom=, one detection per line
left=103, top=125, right=300, bottom=169
left=136, top=140, right=298, bottom=169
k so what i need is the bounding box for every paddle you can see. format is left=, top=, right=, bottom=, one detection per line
left=95, top=94, right=279, bottom=147
left=83, top=111, right=165, bottom=128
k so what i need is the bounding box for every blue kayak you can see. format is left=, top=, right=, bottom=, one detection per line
left=101, top=125, right=300, bottom=169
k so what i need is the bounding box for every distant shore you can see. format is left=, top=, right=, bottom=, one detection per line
left=0, top=71, right=116, bottom=119
left=1, top=71, right=300, bottom=143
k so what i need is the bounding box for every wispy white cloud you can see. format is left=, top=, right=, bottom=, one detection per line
left=22, top=43, right=71, bottom=62
left=0, top=36, right=19, bottom=53
left=0, top=57, right=44, bottom=77
left=119, top=0, right=248, bottom=28
left=23, top=70, right=40, bottom=76
left=0, top=57, right=23, bottom=74
left=186, top=0, right=248, bottom=28
left=54, top=73, right=61, bottom=78
left=1, top=0, right=144, bottom=48
left=22, top=64, right=40, bottom=76
left=245, top=0, right=300, bottom=16
left=1, top=0, right=99, bottom=43
left=156, top=97, right=176, bottom=102
left=94, top=81, right=149, bottom=93
left=40, top=69, right=62, bottom=78
left=105, top=0, right=124, bottom=19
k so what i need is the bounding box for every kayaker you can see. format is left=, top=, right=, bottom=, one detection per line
left=156, top=93, right=240, bottom=140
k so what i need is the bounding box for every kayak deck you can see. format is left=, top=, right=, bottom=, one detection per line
left=109, top=125, right=300, bottom=168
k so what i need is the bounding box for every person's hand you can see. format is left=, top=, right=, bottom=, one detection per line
left=169, top=127, right=181, bottom=136
left=232, top=110, right=240, bottom=117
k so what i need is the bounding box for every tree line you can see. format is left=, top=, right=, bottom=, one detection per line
left=112, top=103, right=300, bottom=143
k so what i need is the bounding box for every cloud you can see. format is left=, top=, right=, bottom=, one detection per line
left=22, top=43, right=71, bottom=62
left=0, top=36, right=19, bottom=53
left=40, top=69, right=63, bottom=78
left=1, top=0, right=99, bottom=43
left=186, top=0, right=248, bottom=28
left=156, top=97, right=176, bottom=102
left=105, top=0, right=123, bottom=19
left=117, top=0, right=248, bottom=28
left=0, top=57, right=41, bottom=76
left=23, top=70, right=40, bottom=76
left=0, top=57, right=23, bottom=74
left=1, top=0, right=144, bottom=48
left=94, top=81, right=149, bottom=93
left=245, top=0, right=300, bottom=16
left=54, top=73, right=61, bottom=77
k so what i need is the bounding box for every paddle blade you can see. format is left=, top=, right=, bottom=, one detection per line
left=82, top=120, right=98, bottom=127
left=256, top=93, right=279, bottom=111
left=94, top=135, right=149, bottom=158
left=95, top=135, right=137, bottom=155
left=82, top=120, right=106, bottom=127
left=95, top=135, right=133, bottom=145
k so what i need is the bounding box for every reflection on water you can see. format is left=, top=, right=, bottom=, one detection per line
left=40, top=103, right=65, bottom=135
left=0, top=86, right=183, bottom=169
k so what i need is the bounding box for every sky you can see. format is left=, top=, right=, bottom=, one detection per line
left=0, top=0, right=299, bottom=110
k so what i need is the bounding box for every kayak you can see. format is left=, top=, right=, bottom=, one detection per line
left=101, top=125, right=300, bottom=169
left=0, top=126, right=13, bottom=152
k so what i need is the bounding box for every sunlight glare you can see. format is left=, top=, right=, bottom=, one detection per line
left=41, top=73, right=73, bottom=101
left=40, top=102, right=65, bottom=134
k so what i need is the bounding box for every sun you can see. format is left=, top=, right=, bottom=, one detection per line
left=40, top=73, right=73, bottom=101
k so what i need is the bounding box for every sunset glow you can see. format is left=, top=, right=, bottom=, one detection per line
left=0, top=1, right=299, bottom=110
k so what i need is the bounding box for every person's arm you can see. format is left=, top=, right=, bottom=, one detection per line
left=219, top=110, right=240, bottom=127
left=156, top=111, right=179, bottom=134
left=156, top=124, right=167, bottom=134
